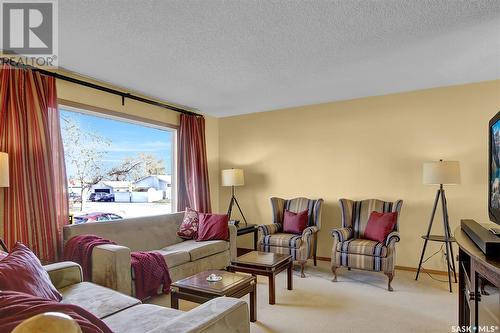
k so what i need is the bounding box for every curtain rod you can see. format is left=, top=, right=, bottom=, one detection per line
left=0, top=58, right=201, bottom=117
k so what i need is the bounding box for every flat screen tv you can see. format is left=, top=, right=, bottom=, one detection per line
left=488, top=110, right=500, bottom=225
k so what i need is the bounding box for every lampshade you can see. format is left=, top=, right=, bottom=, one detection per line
left=0, top=152, right=8, bottom=188
left=422, top=160, right=460, bottom=185
left=221, top=169, right=245, bottom=187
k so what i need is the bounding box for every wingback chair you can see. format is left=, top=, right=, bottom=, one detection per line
left=331, top=199, right=403, bottom=291
left=258, top=197, right=323, bottom=278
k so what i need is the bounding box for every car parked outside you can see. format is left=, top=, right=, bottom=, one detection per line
left=73, top=212, right=123, bottom=224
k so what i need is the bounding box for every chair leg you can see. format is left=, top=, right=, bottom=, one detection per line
left=331, top=265, right=338, bottom=282
left=385, top=272, right=394, bottom=292
left=313, top=233, right=318, bottom=266
left=299, top=261, right=306, bottom=278
left=347, top=267, right=351, bottom=271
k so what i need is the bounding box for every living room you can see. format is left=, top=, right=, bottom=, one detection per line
left=0, top=1, right=499, bottom=333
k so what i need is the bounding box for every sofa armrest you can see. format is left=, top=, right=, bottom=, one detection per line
left=385, top=231, right=401, bottom=247
left=92, top=244, right=132, bottom=296
left=331, top=227, right=353, bottom=243
left=258, top=223, right=281, bottom=237
left=44, top=261, right=83, bottom=289
left=302, top=225, right=319, bottom=239
left=228, top=224, right=237, bottom=261
left=151, top=297, right=249, bottom=333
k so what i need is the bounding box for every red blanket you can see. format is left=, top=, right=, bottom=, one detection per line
left=0, top=291, right=113, bottom=333
left=64, top=235, right=116, bottom=281
left=131, top=251, right=172, bottom=301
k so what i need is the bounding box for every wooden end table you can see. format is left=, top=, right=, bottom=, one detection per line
left=170, top=270, right=257, bottom=322
left=228, top=251, right=293, bottom=305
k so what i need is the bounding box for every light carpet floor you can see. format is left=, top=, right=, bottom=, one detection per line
left=179, top=261, right=457, bottom=333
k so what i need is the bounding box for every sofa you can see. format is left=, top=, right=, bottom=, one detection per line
left=63, top=212, right=237, bottom=304
left=44, top=261, right=250, bottom=333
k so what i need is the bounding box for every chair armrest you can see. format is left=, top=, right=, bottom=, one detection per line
left=302, top=226, right=319, bottom=240
left=44, top=261, right=83, bottom=289
left=331, top=227, right=353, bottom=242
left=385, top=231, right=401, bottom=247
left=258, top=223, right=281, bottom=237
left=91, top=244, right=132, bottom=296
left=228, top=224, right=237, bottom=261
left=150, top=297, right=249, bottom=333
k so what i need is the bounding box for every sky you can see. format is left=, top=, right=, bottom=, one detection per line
left=60, top=108, right=173, bottom=177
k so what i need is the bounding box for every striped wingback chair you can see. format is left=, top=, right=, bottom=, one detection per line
left=258, top=197, right=323, bottom=278
left=331, top=199, right=403, bottom=291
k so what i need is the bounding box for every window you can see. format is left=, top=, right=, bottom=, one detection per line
left=60, top=106, right=175, bottom=223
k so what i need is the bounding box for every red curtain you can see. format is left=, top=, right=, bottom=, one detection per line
left=0, top=65, right=68, bottom=262
left=177, top=114, right=211, bottom=213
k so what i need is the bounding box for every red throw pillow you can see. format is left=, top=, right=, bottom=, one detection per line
left=196, top=213, right=229, bottom=241
left=177, top=207, right=200, bottom=239
left=0, top=243, right=62, bottom=301
left=364, top=211, right=398, bottom=242
left=283, top=209, right=309, bottom=234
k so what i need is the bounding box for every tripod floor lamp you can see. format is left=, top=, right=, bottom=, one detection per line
left=221, top=168, right=248, bottom=226
left=415, top=160, right=460, bottom=292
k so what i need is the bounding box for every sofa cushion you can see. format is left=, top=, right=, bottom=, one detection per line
left=155, top=248, right=191, bottom=268
left=103, top=304, right=182, bottom=333
left=261, top=233, right=303, bottom=249
left=336, top=239, right=387, bottom=257
left=177, top=207, right=200, bottom=240
left=165, top=239, right=229, bottom=261
left=59, top=282, right=140, bottom=319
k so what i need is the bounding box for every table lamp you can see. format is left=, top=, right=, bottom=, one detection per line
left=221, top=168, right=247, bottom=225
left=415, top=160, right=460, bottom=292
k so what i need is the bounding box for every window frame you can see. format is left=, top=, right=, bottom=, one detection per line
left=58, top=99, right=178, bottom=214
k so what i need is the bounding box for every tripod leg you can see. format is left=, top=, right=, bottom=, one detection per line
left=233, top=196, right=248, bottom=224
left=441, top=190, right=457, bottom=283
left=440, top=189, right=453, bottom=293
left=227, top=197, right=235, bottom=220
left=416, top=189, right=440, bottom=280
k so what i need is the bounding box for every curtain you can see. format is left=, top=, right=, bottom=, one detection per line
left=0, top=65, right=68, bottom=262
left=177, top=114, right=211, bottom=213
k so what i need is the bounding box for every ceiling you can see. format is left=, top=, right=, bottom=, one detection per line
left=59, top=0, right=500, bottom=117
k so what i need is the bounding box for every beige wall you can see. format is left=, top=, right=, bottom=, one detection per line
left=0, top=72, right=220, bottom=240
left=219, top=80, right=500, bottom=270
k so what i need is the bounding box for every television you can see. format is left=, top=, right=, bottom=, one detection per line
left=488, top=110, right=500, bottom=225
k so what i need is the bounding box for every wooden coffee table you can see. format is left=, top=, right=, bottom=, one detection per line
left=228, top=251, right=293, bottom=305
left=170, top=270, right=257, bottom=322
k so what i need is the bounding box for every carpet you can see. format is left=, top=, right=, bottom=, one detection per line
left=180, top=261, right=457, bottom=333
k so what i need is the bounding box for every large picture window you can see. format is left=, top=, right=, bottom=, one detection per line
left=60, top=106, right=175, bottom=224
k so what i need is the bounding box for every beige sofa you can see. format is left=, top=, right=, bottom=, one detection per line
left=44, top=261, right=249, bottom=333
left=63, top=212, right=237, bottom=305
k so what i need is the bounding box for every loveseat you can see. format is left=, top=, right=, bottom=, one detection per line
left=44, top=261, right=249, bottom=333
left=63, top=212, right=237, bottom=304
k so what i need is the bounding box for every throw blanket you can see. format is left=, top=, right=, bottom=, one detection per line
left=64, top=235, right=116, bottom=280
left=0, top=290, right=113, bottom=333
left=131, top=251, right=172, bottom=300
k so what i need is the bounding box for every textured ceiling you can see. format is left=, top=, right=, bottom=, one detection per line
left=59, top=0, right=500, bottom=117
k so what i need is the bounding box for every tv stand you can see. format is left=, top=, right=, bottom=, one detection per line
left=455, top=226, right=499, bottom=329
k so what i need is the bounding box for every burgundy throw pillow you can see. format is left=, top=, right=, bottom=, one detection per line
left=196, top=213, right=229, bottom=241
left=364, top=211, right=398, bottom=243
left=177, top=207, right=200, bottom=239
left=283, top=209, right=309, bottom=234
left=0, top=243, right=62, bottom=301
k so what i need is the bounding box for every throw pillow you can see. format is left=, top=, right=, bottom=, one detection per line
left=283, top=209, right=309, bottom=234
left=196, top=213, right=229, bottom=241
left=0, top=243, right=62, bottom=301
left=177, top=207, right=200, bottom=239
left=364, top=211, right=398, bottom=243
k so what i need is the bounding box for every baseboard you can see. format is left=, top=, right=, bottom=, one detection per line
left=316, top=256, right=449, bottom=276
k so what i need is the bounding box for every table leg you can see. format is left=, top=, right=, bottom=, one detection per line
left=250, top=282, right=257, bottom=322
left=171, top=292, right=179, bottom=309
left=287, top=260, right=293, bottom=290
left=253, top=229, right=258, bottom=251
left=269, top=273, right=276, bottom=305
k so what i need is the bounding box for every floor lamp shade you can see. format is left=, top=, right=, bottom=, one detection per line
left=221, top=169, right=245, bottom=187
left=0, top=152, right=8, bottom=187
left=422, top=161, right=461, bottom=185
